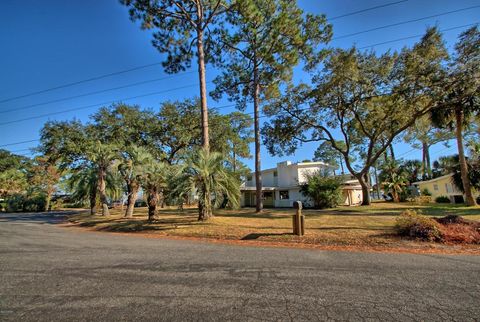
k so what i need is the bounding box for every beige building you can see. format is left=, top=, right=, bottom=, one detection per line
left=241, top=161, right=363, bottom=208
left=412, top=173, right=477, bottom=203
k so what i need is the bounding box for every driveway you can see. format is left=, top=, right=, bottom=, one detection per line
left=0, top=212, right=479, bottom=321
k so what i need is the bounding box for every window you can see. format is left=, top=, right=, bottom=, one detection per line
left=445, top=183, right=452, bottom=193
left=280, top=190, right=289, bottom=200
left=247, top=175, right=252, bottom=181
left=433, top=184, right=439, bottom=191
left=273, top=171, right=278, bottom=177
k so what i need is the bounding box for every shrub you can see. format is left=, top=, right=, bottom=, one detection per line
left=300, top=171, right=343, bottom=209
left=439, top=224, right=480, bottom=244
left=395, top=210, right=442, bottom=241
left=6, top=193, right=46, bottom=212
left=421, top=188, right=432, bottom=196
left=413, top=195, right=432, bottom=203
left=6, top=194, right=26, bottom=212
left=435, top=196, right=451, bottom=203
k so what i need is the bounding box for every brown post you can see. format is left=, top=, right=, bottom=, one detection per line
left=292, top=201, right=304, bottom=236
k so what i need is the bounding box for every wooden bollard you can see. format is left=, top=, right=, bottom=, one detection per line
left=292, top=201, right=304, bottom=236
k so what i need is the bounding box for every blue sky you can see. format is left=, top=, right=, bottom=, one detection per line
left=0, top=0, right=479, bottom=171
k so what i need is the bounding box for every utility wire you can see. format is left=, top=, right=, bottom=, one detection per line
left=0, top=102, right=239, bottom=149
left=358, top=22, right=479, bottom=49
left=0, top=83, right=207, bottom=126
left=0, top=1, right=411, bottom=105
left=0, top=139, right=40, bottom=148
left=0, top=62, right=167, bottom=104
left=329, top=0, right=408, bottom=21
left=333, top=5, right=480, bottom=40
left=0, top=72, right=197, bottom=115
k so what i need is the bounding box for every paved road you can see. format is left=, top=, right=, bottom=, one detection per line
left=0, top=212, right=479, bottom=321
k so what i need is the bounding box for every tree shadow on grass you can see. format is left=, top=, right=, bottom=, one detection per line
left=80, top=215, right=203, bottom=233
left=241, top=232, right=294, bottom=240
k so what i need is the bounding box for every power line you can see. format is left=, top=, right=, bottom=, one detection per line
left=333, top=5, right=480, bottom=41
left=358, top=22, right=479, bottom=49
left=0, top=139, right=39, bottom=148
left=0, top=62, right=170, bottom=104
left=0, top=83, right=206, bottom=126
left=0, top=103, right=239, bottom=149
left=329, top=0, right=408, bottom=21
left=0, top=72, right=197, bottom=115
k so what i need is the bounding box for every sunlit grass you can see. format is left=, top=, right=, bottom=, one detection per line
left=69, top=202, right=480, bottom=247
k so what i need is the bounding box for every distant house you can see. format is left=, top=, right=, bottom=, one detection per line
left=412, top=173, right=476, bottom=204
left=240, top=161, right=363, bottom=208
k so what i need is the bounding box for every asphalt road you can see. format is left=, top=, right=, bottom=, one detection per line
left=1, top=212, right=479, bottom=321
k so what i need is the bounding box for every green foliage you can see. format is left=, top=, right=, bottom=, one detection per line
left=6, top=192, right=46, bottom=212
left=395, top=210, right=442, bottom=241
left=380, top=161, right=409, bottom=202
left=433, top=154, right=480, bottom=193
left=0, top=168, right=28, bottom=197
left=313, top=141, right=345, bottom=174
left=300, top=171, right=343, bottom=209
left=261, top=27, right=448, bottom=205
left=435, top=196, right=451, bottom=203
left=0, top=149, right=29, bottom=172
left=171, top=149, right=240, bottom=220
left=211, top=0, right=331, bottom=107
left=121, top=0, right=229, bottom=72
left=421, top=188, right=432, bottom=196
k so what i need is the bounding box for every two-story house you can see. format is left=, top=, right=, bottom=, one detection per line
left=240, top=161, right=363, bottom=208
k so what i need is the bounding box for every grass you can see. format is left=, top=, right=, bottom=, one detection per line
left=68, top=201, right=480, bottom=251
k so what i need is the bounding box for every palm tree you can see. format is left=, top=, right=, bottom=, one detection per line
left=172, top=149, right=240, bottom=221
left=431, top=26, right=479, bottom=206
left=118, top=146, right=152, bottom=218
left=86, top=142, right=119, bottom=215
left=140, top=162, right=170, bottom=221
left=67, top=165, right=122, bottom=215
left=382, top=172, right=407, bottom=203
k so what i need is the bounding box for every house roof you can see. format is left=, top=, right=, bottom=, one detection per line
left=412, top=173, right=454, bottom=185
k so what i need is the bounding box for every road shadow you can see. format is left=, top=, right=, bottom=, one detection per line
left=0, top=211, right=85, bottom=224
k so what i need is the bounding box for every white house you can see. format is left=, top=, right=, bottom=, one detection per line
left=240, top=161, right=363, bottom=208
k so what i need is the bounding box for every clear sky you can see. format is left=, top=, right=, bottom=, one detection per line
left=0, top=0, right=479, bottom=171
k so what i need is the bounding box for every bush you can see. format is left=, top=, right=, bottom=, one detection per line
left=395, top=210, right=442, bottom=241
left=300, top=171, right=343, bottom=209
left=413, top=195, right=432, bottom=203
left=439, top=224, right=480, bottom=244
left=421, top=188, right=432, bottom=196
left=435, top=196, right=451, bottom=203
left=6, top=193, right=46, bottom=212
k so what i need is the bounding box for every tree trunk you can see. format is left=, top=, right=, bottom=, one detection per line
left=253, top=63, right=263, bottom=213
left=357, top=174, right=371, bottom=206
left=373, top=165, right=381, bottom=199
left=147, top=187, right=158, bottom=221
left=421, top=141, right=432, bottom=179
left=198, top=186, right=213, bottom=221
left=196, top=25, right=209, bottom=151
left=124, top=182, right=139, bottom=218
left=338, top=156, right=345, bottom=175
left=89, top=187, right=97, bottom=215
left=232, top=150, right=237, bottom=173
left=45, top=193, right=51, bottom=212
left=455, top=108, right=476, bottom=206
left=98, top=168, right=109, bottom=216
left=425, top=144, right=432, bottom=178
left=389, top=144, right=395, bottom=161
